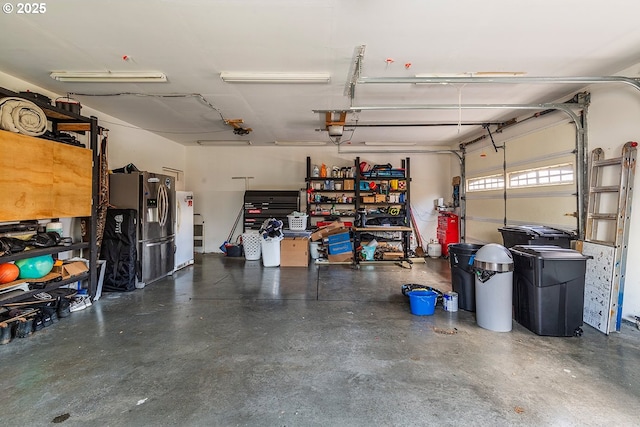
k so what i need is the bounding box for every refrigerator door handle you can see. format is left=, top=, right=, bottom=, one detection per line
left=144, top=237, right=175, bottom=248
left=158, top=184, right=169, bottom=227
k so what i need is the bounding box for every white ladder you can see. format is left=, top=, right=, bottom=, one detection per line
left=583, top=141, right=637, bottom=334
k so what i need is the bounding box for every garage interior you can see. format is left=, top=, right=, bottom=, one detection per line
left=1, top=1, right=640, bottom=425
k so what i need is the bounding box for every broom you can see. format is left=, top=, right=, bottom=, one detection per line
left=409, top=206, right=426, bottom=257
left=220, top=206, right=244, bottom=253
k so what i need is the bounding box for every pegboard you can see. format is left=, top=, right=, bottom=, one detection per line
left=582, top=241, right=616, bottom=334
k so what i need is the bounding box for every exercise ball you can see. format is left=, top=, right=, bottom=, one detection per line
left=15, top=255, right=54, bottom=279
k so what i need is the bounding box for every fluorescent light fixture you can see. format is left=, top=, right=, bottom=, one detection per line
left=415, top=72, right=526, bottom=78
left=274, top=141, right=327, bottom=146
left=364, top=142, right=417, bottom=146
left=196, top=140, right=252, bottom=146
left=220, top=72, right=330, bottom=83
left=50, top=71, right=167, bottom=82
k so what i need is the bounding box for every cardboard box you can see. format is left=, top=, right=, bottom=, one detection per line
left=280, top=237, right=309, bottom=267
left=375, top=194, right=387, bottom=202
left=328, top=240, right=353, bottom=255
left=328, top=252, right=353, bottom=263
left=310, top=221, right=348, bottom=241
left=52, top=261, right=88, bottom=279
left=327, top=232, right=350, bottom=245
left=382, top=252, right=405, bottom=260
left=343, top=179, right=354, bottom=190
left=361, top=196, right=375, bottom=203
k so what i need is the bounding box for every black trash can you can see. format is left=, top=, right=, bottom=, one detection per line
left=498, top=225, right=574, bottom=248
left=448, top=243, right=483, bottom=311
left=509, top=245, right=590, bottom=337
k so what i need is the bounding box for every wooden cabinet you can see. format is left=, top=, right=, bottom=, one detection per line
left=0, top=131, right=92, bottom=221
left=0, top=86, right=99, bottom=304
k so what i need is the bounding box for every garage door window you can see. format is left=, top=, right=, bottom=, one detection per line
left=467, top=174, right=505, bottom=192
left=508, top=163, right=574, bottom=188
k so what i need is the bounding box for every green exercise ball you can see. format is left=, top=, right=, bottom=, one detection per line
left=15, top=254, right=54, bottom=279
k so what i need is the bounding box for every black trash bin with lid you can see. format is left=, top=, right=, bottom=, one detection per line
left=510, top=245, right=590, bottom=337
left=448, top=243, right=483, bottom=311
left=498, top=225, right=574, bottom=248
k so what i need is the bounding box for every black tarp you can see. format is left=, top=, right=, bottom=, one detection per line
left=100, top=208, right=137, bottom=292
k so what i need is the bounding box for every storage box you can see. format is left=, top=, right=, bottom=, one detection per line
left=362, top=196, right=375, bottom=203
left=327, top=232, right=350, bottom=245
left=343, top=179, right=354, bottom=190
left=375, top=194, right=386, bottom=202
left=328, top=240, right=353, bottom=255
left=328, top=252, right=353, bottom=263
left=280, top=237, right=309, bottom=267
left=310, top=221, right=348, bottom=241
left=382, top=252, right=404, bottom=260
left=52, top=261, right=88, bottom=279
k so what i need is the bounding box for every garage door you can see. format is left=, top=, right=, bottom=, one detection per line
left=464, top=122, right=578, bottom=244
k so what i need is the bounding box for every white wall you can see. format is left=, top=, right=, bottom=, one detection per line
left=588, top=77, right=640, bottom=322
left=185, top=146, right=452, bottom=253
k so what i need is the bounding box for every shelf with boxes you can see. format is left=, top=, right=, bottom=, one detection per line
left=352, top=157, right=412, bottom=265
left=0, top=86, right=100, bottom=306
left=354, top=157, right=410, bottom=228
left=306, top=157, right=357, bottom=228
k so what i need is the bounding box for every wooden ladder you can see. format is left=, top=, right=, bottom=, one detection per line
left=583, top=141, right=637, bottom=334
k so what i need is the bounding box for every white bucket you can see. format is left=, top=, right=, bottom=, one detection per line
left=261, top=237, right=281, bottom=267
left=46, top=222, right=64, bottom=237
left=309, top=241, right=321, bottom=259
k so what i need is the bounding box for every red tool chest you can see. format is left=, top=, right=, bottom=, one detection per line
left=437, top=212, right=459, bottom=256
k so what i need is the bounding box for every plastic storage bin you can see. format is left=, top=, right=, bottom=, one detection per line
left=509, top=245, right=590, bottom=336
left=261, top=237, right=282, bottom=267
left=474, top=244, right=514, bottom=332
left=498, top=225, right=574, bottom=249
left=448, top=243, right=483, bottom=311
left=287, top=214, right=308, bottom=231
left=242, top=233, right=262, bottom=261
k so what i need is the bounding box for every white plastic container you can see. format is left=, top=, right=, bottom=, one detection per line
left=242, top=233, right=262, bottom=261
left=309, top=241, right=321, bottom=259
left=261, top=237, right=282, bottom=267
left=46, top=221, right=64, bottom=237
left=427, top=240, right=442, bottom=258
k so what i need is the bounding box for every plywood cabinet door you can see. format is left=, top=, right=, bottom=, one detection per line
left=0, top=130, right=92, bottom=221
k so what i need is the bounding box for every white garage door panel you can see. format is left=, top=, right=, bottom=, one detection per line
left=464, top=122, right=577, bottom=244
left=466, top=219, right=503, bottom=244
left=505, top=196, right=577, bottom=230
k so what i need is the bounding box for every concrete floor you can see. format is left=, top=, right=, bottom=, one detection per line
left=1, top=254, right=640, bottom=426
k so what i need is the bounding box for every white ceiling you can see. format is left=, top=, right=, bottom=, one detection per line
left=1, top=0, right=640, bottom=147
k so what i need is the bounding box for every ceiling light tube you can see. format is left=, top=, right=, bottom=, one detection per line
left=50, top=71, right=167, bottom=82
left=274, top=141, right=327, bottom=146
left=220, top=72, right=330, bottom=83
left=364, top=142, right=417, bottom=146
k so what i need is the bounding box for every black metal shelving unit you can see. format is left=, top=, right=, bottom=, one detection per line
left=352, top=157, right=412, bottom=265
left=305, top=156, right=357, bottom=228
left=0, top=86, right=99, bottom=303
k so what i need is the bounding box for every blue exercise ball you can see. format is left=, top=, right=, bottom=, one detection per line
left=15, top=254, right=54, bottom=279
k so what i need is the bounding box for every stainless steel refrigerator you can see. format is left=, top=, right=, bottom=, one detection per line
left=109, top=171, right=176, bottom=286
